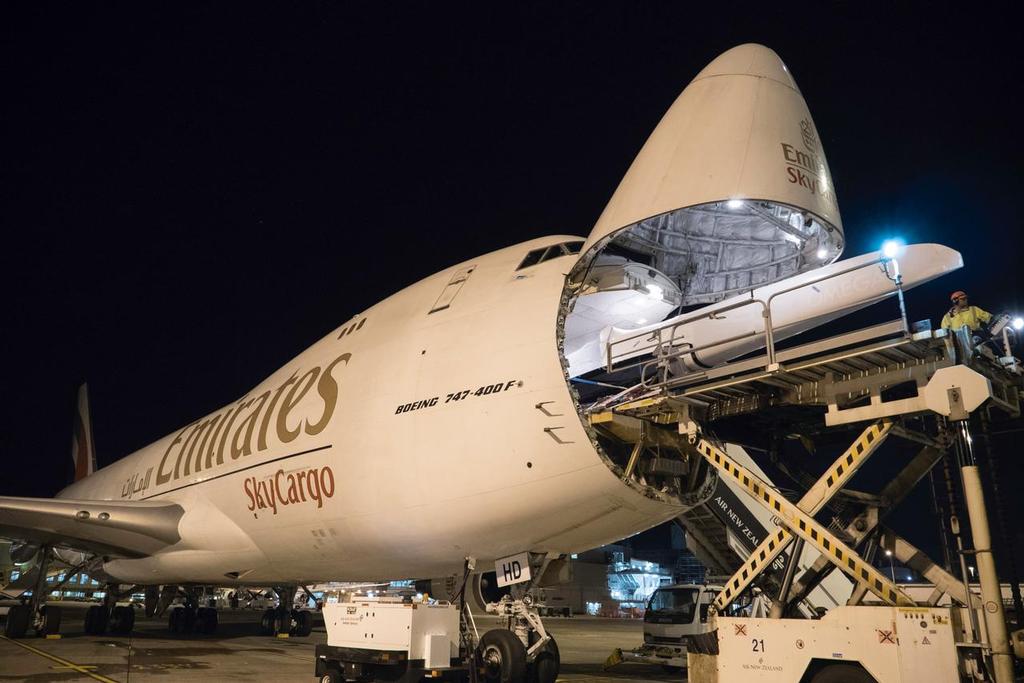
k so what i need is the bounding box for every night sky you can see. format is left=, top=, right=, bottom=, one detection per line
left=3, top=5, right=1022, bottom=561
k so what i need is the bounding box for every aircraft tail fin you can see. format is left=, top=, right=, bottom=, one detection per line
left=71, top=383, right=97, bottom=481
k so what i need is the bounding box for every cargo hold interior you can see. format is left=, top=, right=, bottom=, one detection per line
left=556, top=199, right=843, bottom=500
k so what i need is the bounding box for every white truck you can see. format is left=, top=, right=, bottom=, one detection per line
left=607, top=583, right=725, bottom=671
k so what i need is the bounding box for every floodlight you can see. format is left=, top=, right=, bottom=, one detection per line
left=881, top=239, right=902, bottom=259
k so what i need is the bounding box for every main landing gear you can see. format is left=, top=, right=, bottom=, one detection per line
left=83, top=585, right=137, bottom=636
left=3, top=545, right=63, bottom=639
left=155, top=586, right=217, bottom=636
left=258, top=585, right=313, bottom=637
left=1, top=602, right=61, bottom=639
left=167, top=602, right=218, bottom=635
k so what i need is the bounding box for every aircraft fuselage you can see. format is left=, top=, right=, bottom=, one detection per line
left=59, top=235, right=687, bottom=585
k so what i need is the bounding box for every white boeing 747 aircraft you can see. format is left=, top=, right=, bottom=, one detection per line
left=0, top=44, right=960, bottom=681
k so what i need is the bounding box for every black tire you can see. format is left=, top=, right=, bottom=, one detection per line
left=291, top=610, right=313, bottom=637
left=35, top=605, right=61, bottom=637
left=180, top=606, right=196, bottom=633
left=477, top=629, right=527, bottom=683
left=531, top=634, right=560, bottom=683
left=274, top=607, right=292, bottom=636
left=809, top=663, right=875, bottom=683
left=196, top=607, right=219, bottom=634
left=319, top=672, right=341, bottom=683
left=168, top=606, right=189, bottom=634
left=85, top=605, right=109, bottom=635
left=168, top=607, right=180, bottom=633
left=4, top=604, right=31, bottom=638
left=260, top=607, right=277, bottom=635
left=194, top=608, right=207, bottom=634
left=110, top=605, right=135, bottom=634
left=123, top=606, right=136, bottom=632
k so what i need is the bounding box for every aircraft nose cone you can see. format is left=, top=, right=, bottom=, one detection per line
left=694, top=43, right=799, bottom=91
left=583, top=43, right=841, bottom=259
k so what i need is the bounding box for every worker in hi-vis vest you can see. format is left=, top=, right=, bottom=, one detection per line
left=941, top=290, right=992, bottom=332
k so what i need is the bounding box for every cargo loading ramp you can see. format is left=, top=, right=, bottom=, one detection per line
left=586, top=251, right=1020, bottom=427
left=590, top=319, right=1020, bottom=428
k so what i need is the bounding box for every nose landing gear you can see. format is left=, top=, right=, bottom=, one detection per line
left=477, top=629, right=526, bottom=682
left=479, top=594, right=560, bottom=683
left=476, top=554, right=561, bottom=683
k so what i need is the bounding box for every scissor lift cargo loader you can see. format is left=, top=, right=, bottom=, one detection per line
left=587, top=266, right=1023, bottom=683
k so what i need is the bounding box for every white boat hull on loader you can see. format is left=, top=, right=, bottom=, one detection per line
left=589, top=243, right=962, bottom=377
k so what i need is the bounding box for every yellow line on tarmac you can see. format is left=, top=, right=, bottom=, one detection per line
left=0, top=635, right=119, bottom=683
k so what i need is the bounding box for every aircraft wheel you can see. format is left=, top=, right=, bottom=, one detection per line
left=274, top=607, right=293, bottom=635
left=180, top=606, right=197, bottom=633
left=85, top=605, right=109, bottom=635
left=110, top=605, right=135, bottom=634
left=4, top=604, right=31, bottom=638
left=477, top=629, right=527, bottom=683
left=168, top=606, right=194, bottom=634
left=196, top=607, right=218, bottom=634
left=291, top=610, right=312, bottom=637
left=168, top=607, right=182, bottom=634
left=529, top=635, right=559, bottom=683
left=35, top=605, right=62, bottom=637
left=260, top=607, right=277, bottom=635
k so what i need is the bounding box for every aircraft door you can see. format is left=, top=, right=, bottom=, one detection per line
left=429, top=265, right=475, bottom=313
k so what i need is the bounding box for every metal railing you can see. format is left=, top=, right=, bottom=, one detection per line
left=604, top=256, right=907, bottom=388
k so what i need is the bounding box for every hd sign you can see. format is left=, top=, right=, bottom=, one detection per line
left=495, top=551, right=531, bottom=588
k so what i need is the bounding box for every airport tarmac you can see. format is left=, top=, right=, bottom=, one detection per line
left=0, top=606, right=682, bottom=682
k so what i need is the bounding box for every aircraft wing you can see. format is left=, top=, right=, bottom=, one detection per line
left=0, top=496, right=184, bottom=558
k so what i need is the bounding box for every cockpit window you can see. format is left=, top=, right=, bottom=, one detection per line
left=561, top=241, right=584, bottom=255
left=517, top=248, right=547, bottom=270
left=517, top=241, right=583, bottom=270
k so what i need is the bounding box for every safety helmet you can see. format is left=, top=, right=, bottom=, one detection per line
left=950, top=290, right=967, bottom=302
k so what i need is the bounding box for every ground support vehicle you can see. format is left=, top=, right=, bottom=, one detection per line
left=606, top=583, right=721, bottom=671
left=315, top=599, right=467, bottom=683
left=689, top=605, right=959, bottom=683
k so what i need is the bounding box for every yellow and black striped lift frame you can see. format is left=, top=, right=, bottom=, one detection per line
left=696, top=420, right=915, bottom=610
